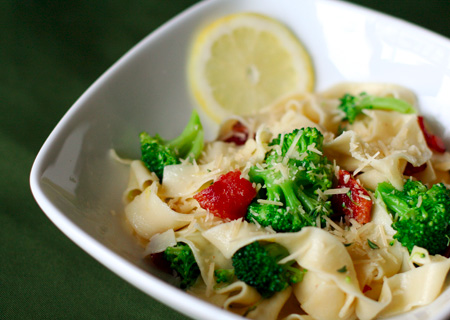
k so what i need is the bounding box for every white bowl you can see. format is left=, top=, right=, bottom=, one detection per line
left=30, top=0, right=450, bottom=319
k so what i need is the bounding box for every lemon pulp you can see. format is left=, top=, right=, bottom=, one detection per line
left=188, top=13, right=315, bottom=123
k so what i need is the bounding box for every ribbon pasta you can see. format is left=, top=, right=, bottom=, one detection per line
left=121, top=83, right=450, bottom=319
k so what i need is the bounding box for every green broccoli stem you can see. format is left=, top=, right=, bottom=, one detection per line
left=249, top=166, right=283, bottom=202
left=283, top=261, right=307, bottom=284
left=279, top=180, right=315, bottom=226
left=376, top=182, right=413, bottom=218
left=266, top=183, right=282, bottom=202
left=297, top=187, right=321, bottom=214
left=165, top=110, right=204, bottom=159
left=358, top=95, right=415, bottom=114
left=339, top=93, right=417, bottom=125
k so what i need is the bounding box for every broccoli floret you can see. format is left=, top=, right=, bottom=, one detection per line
left=267, top=127, right=333, bottom=191
left=164, top=242, right=200, bottom=289
left=247, top=202, right=303, bottom=233
left=214, top=268, right=235, bottom=284
left=232, top=241, right=306, bottom=298
left=376, top=180, right=450, bottom=255
left=245, top=128, right=333, bottom=232
left=140, top=110, right=204, bottom=180
left=338, top=92, right=416, bottom=124
left=246, top=185, right=331, bottom=232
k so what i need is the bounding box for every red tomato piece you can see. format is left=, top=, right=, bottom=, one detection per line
left=418, top=116, right=446, bottom=153
left=194, top=170, right=256, bottom=220
left=223, top=121, right=249, bottom=145
left=331, top=170, right=372, bottom=224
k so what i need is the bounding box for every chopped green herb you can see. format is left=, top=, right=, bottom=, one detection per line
left=346, top=190, right=359, bottom=206
left=367, top=239, right=379, bottom=249
left=337, top=265, right=347, bottom=273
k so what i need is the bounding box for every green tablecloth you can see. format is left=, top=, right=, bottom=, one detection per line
left=2, top=1, right=450, bottom=319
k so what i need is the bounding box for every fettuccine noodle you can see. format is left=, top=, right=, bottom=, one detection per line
left=122, top=83, right=450, bottom=320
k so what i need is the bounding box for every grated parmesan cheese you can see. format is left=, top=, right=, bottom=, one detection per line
left=323, top=216, right=345, bottom=234
left=297, top=152, right=308, bottom=161
left=307, top=143, right=323, bottom=155
left=343, top=173, right=350, bottom=184
left=359, top=193, right=371, bottom=201
left=273, top=162, right=290, bottom=183
left=324, top=187, right=350, bottom=195
left=417, top=195, right=423, bottom=208
left=230, top=218, right=243, bottom=240
left=285, top=130, right=303, bottom=158
left=257, top=199, right=284, bottom=206
left=353, top=151, right=380, bottom=175
left=315, top=188, right=328, bottom=201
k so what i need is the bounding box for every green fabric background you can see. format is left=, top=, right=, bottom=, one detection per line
left=2, top=1, right=450, bottom=319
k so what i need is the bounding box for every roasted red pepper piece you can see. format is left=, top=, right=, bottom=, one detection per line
left=331, top=169, right=372, bottom=224
left=223, top=121, right=249, bottom=145
left=418, top=116, right=446, bottom=153
left=194, top=170, right=256, bottom=220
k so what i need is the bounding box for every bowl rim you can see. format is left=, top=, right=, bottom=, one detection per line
left=29, top=1, right=245, bottom=319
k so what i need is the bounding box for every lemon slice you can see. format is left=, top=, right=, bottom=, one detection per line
left=188, top=12, right=315, bottom=122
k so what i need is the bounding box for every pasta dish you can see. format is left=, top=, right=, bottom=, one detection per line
left=121, top=82, right=450, bottom=320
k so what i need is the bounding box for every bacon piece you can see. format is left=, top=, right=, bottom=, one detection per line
left=443, top=245, right=450, bottom=258
left=403, top=162, right=427, bottom=176
left=363, top=285, right=372, bottom=293
left=418, top=116, right=446, bottom=153
left=194, top=170, right=256, bottom=220
left=223, top=121, right=249, bottom=145
left=331, top=170, right=372, bottom=224
left=145, top=252, right=172, bottom=274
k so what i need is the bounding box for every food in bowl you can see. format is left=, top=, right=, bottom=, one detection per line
left=120, top=13, right=450, bottom=320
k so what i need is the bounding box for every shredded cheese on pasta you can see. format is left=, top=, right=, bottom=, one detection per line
left=122, top=82, right=450, bottom=320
